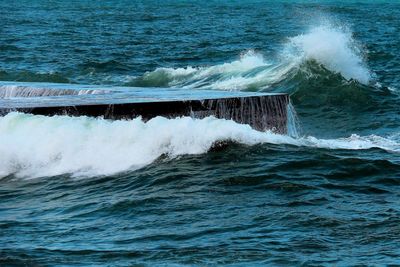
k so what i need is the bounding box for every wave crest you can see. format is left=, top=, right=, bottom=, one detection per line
left=287, top=24, right=371, bottom=84
left=0, top=113, right=397, bottom=179
left=129, top=24, right=372, bottom=91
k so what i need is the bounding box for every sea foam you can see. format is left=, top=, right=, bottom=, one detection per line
left=134, top=23, right=371, bottom=90
left=0, top=113, right=397, bottom=179
left=288, top=24, right=371, bottom=84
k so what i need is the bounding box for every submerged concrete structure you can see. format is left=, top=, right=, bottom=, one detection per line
left=0, top=82, right=290, bottom=133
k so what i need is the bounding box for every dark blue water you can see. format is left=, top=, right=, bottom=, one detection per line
left=1, top=1, right=400, bottom=266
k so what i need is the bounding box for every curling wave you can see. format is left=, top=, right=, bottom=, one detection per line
left=0, top=113, right=398, bottom=179
left=130, top=24, right=372, bottom=91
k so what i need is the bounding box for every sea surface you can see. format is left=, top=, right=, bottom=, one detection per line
left=1, top=1, right=400, bottom=266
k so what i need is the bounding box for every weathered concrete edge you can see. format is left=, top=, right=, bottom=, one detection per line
left=0, top=94, right=290, bottom=133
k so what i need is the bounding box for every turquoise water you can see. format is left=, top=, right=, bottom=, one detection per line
left=1, top=1, right=400, bottom=265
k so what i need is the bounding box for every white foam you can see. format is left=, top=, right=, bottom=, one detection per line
left=141, top=50, right=283, bottom=90
left=137, top=23, right=372, bottom=90
left=163, top=50, right=266, bottom=78
left=0, top=113, right=269, bottom=178
left=0, top=113, right=398, bottom=179
left=288, top=24, right=371, bottom=84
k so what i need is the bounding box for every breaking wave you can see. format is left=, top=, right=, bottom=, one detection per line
left=130, top=24, right=372, bottom=91
left=288, top=25, right=371, bottom=84
left=1, top=113, right=398, bottom=179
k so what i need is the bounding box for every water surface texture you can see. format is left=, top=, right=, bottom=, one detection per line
left=1, top=0, right=400, bottom=266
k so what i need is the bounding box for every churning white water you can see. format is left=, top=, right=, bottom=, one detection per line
left=134, top=23, right=371, bottom=90
left=0, top=113, right=398, bottom=179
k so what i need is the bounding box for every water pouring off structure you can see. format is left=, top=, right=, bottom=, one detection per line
left=0, top=82, right=290, bottom=134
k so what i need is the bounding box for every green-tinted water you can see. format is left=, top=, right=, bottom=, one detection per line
left=1, top=1, right=400, bottom=265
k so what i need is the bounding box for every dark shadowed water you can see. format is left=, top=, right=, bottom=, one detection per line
left=1, top=0, right=400, bottom=266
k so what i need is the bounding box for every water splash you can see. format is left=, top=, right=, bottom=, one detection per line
left=287, top=24, right=371, bottom=84
left=191, top=95, right=289, bottom=133
left=130, top=23, right=372, bottom=90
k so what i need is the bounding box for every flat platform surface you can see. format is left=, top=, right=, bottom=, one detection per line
left=0, top=81, right=286, bottom=109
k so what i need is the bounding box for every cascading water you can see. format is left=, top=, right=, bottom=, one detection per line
left=0, top=85, right=107, bottom=99
left=192, top=95, right=289, bottom=133
left=0, top=81, right=291, bottom=134
left=287, top=101, right=301, bottom=138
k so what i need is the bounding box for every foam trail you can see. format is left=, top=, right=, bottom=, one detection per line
left=133, top=23, right=371, bottom=90
left=0, top=113, right=398, bottom=179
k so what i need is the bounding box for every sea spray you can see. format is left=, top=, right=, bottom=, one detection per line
left=287, top=24, right=371, bottom=84
left=130, top=23, right=372, bottom=90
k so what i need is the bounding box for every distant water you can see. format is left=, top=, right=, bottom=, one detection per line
left=1, top=1, right=400, bottom=266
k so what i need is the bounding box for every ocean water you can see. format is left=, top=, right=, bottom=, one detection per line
left=1, top=0, right=400, bottom=266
